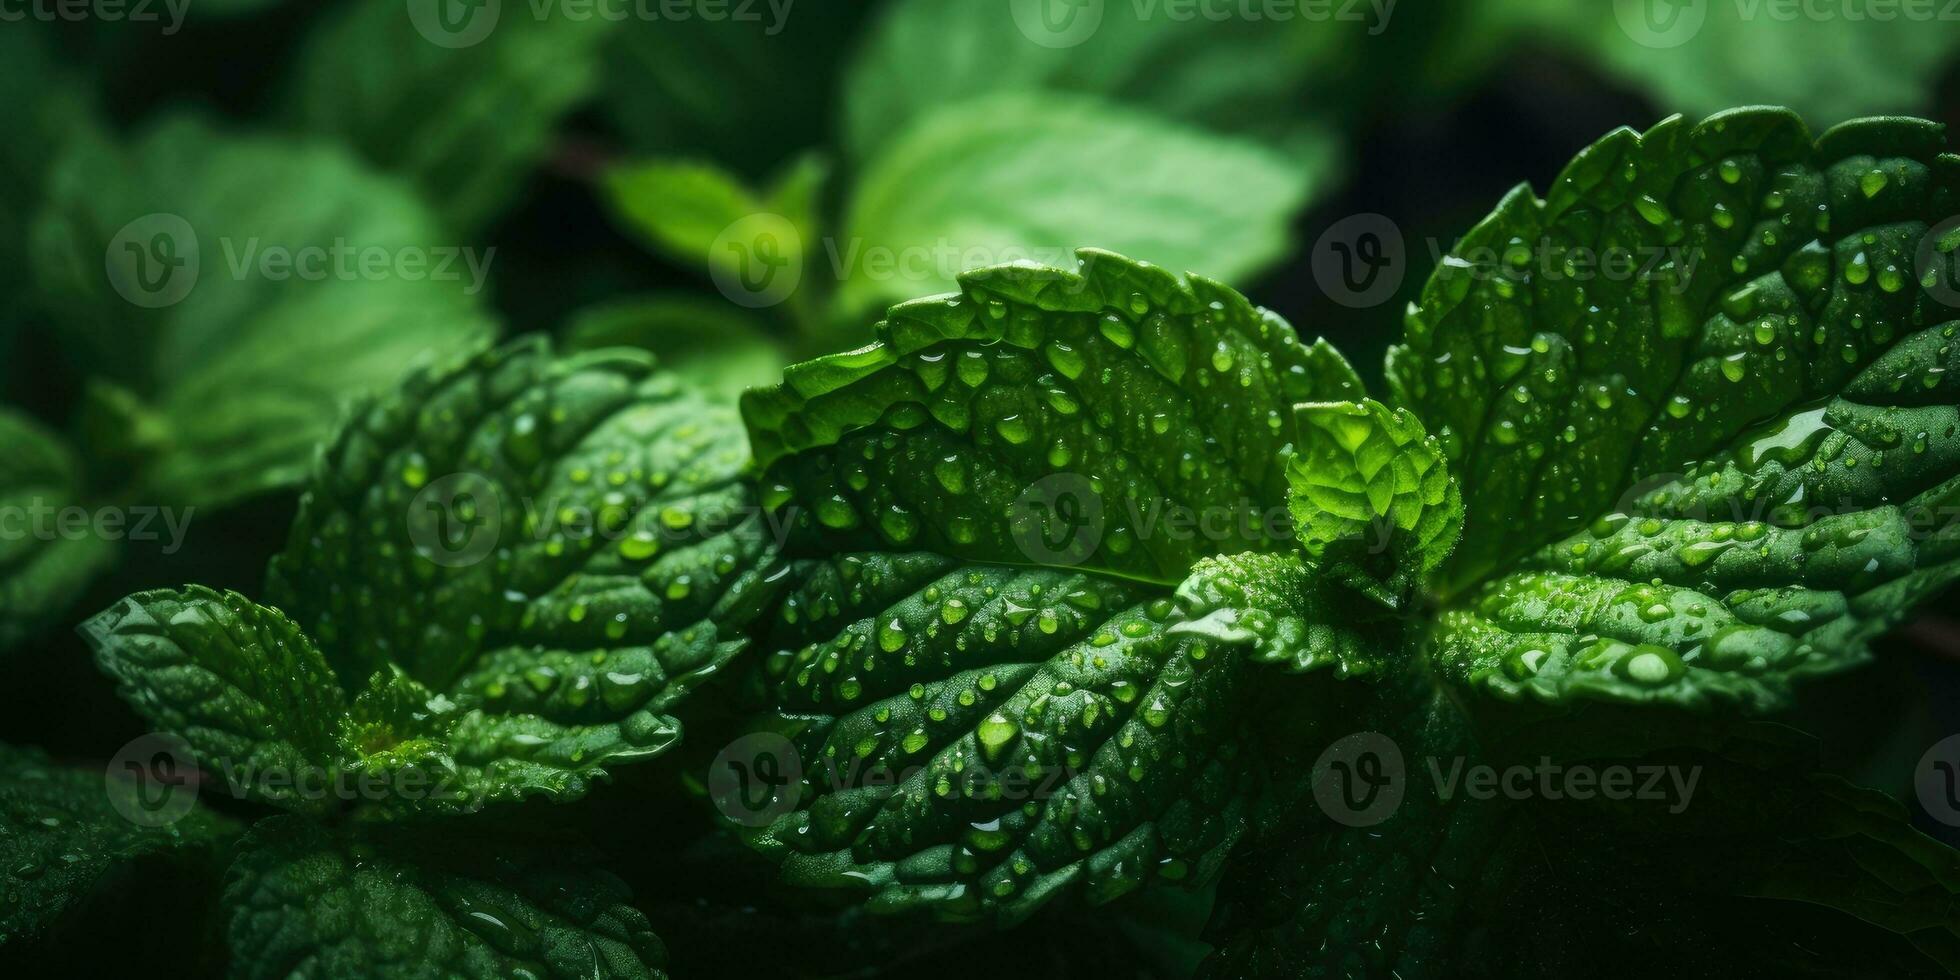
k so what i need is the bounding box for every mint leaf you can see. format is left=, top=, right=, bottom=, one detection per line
left=561, top=294, right=789, bottom=404
left=81, top=587, right=349, bottom=814
left=1287, top=400, right=1461, bottom=606
left=844, top=0, right=1349, bottom=159
left=1389, top=110, right=1960, bottom=710
left=602, top=154, right=827, bottom=303
left=745, top=250, right=1361, bottom=583
left=835, top=95, right=1327, bottom=316
left=262, top=340, right=785, bottom=810
left=603, top=159, right=768, bottom=272
left=738, top=553, right=1254, bottom=924
left=32, top=114, right=494, bottom=509
left=86, top=343, right=783, bottom=814
left=267, top=339, right=780, bottom=697
left=0, top=409, right=115, bottom=652
left=224, top=816, right=667, bottom=979
left=286, top=1, right=612, bottom=232
left=0, top=742, right=237, bottom=948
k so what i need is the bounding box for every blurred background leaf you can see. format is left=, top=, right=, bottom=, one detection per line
left=0, top=410, right=116, bottom=653
left=30, top=114, right=494, bottom=508
left=842, top=0, right=1356, bottom=159
left=284, top=0, right=613, bottom=234
left=832, top=90, right=1329, bottom=317
left=1468, top=1, right=1960, bottom=126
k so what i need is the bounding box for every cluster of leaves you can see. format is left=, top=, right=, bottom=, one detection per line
left=5, top=2, right=1958, bottom=646
left=9, top=103, right=1960, bottom=978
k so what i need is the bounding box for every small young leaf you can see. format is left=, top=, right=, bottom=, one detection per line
left=1287, top=400, right=1461, bottom=605
left=744, top=249, right=1361, bottom=584
left=224, top=816, right=667, bottom=979
left=0, top=742, right=237, bottom=948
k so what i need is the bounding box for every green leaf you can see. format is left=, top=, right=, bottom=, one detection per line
left=84, top=343, right=784, bottom=815
left=1389, top=109, right=1960, bottom=710
left=835, top=94, right=1328, bottom=316
left=744, top=250, right=1362, bottom=584
left=1478, top=3, right=1960, bottom=126
left=603, top=158, right=765, bottom=274
left=224, top=816, right=667, bottom=979
left=262, top=340, right=786, bottom=811
left=285, top=0, right=613, bottom=232
left=0, top=409, right=116, bottom=653
left=561, top=294, right=790, bottom=404
left=1287, top=400, right=1461, bottom=605
left=81, top=587, right=350, bottom=814
left=738, top=553, right=1255, bottom=925
left=32, top=114, right=494, bottom=509
left=0, top=742, right=237, bottom=948
left=843, top=0, right=1352, bottom=159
